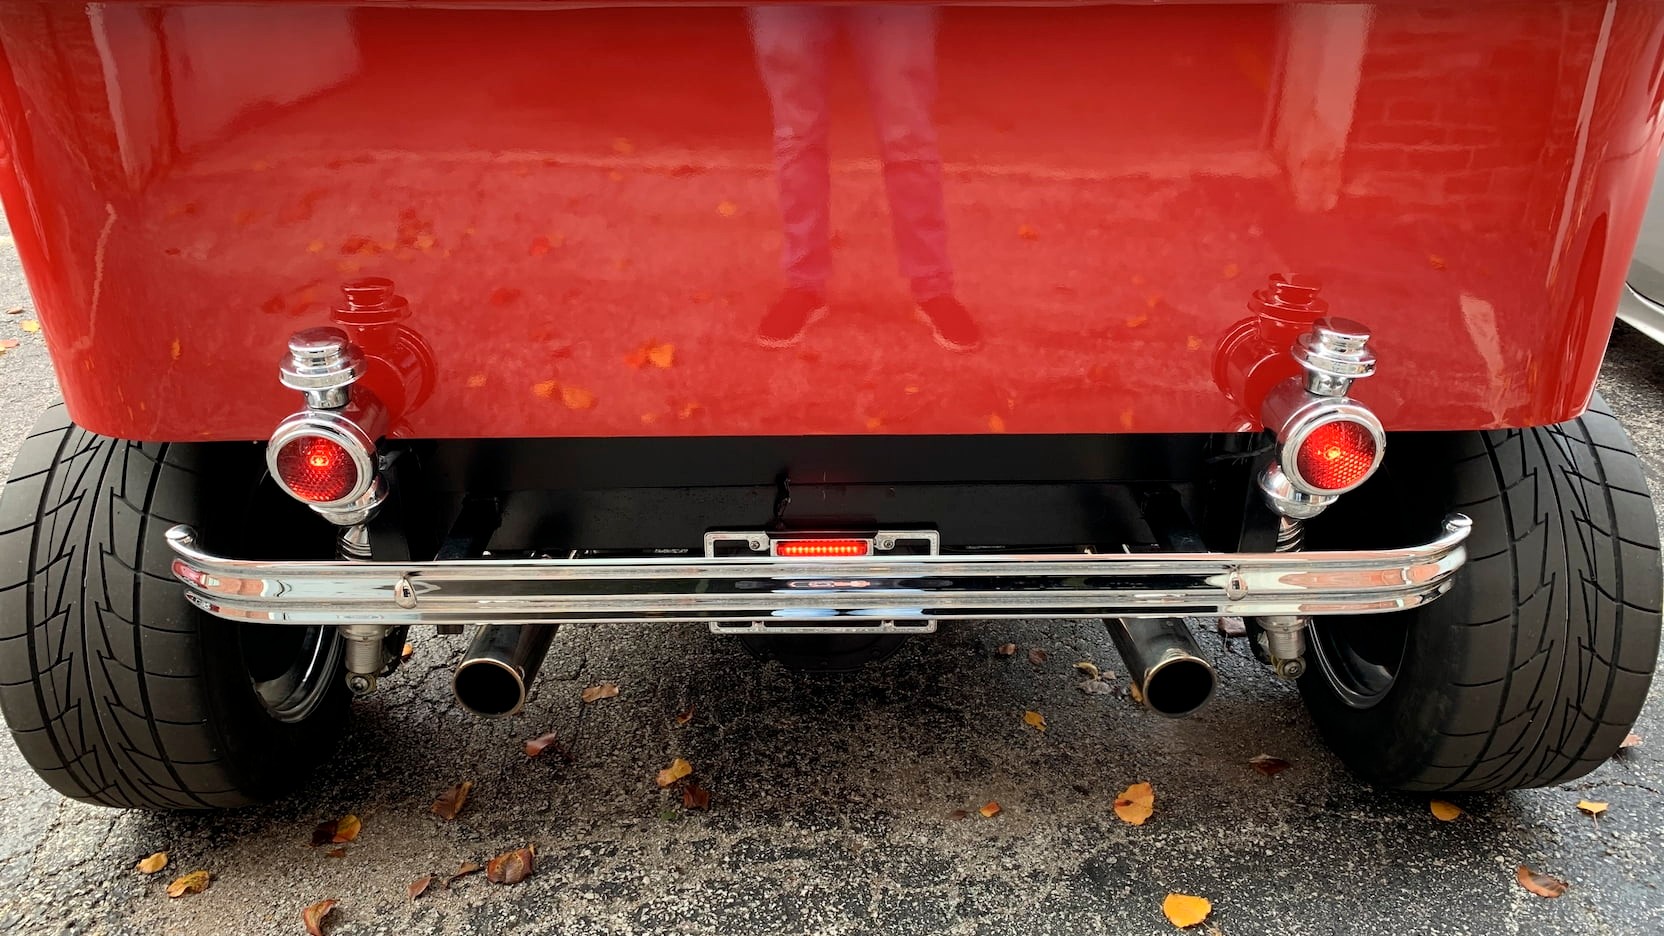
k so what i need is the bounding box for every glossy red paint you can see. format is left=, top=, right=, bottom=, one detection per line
left=0, top=2, right=1661, bottom=441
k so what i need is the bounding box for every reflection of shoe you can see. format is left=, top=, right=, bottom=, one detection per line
left=915, top=296, right=982, bottom=351
left=757, top=289, right=828, bottom=348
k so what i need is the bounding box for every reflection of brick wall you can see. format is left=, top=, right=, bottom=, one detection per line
left=1341, top=6, right=1600, bottom=231
left=0, top=5, right=126, bottom=195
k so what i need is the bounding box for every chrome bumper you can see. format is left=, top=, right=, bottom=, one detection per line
left=164, top=515, right=1471, bottom=626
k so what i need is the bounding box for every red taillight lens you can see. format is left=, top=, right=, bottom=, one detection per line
left=776, top=539, right=870, bottom=557
left=274, top=435, right=359, bottom=503
left=1295, top=420, right=1378, bottom=492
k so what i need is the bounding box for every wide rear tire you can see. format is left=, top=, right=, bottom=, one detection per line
left=0, top=405, right=348, bottom=809
left=1299, top=395, right=1661, bottom=792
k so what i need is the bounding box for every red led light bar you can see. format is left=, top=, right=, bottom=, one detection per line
left=774, top=539, right=871, bottom=557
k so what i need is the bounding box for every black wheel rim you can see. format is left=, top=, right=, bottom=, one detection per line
left=243, top=624, right=342, bottom=723
left=1308, top=616, right=1408, bottom=709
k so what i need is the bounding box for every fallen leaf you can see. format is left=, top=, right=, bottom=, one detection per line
left=1114, top=782, right=1155, bottom=826
left=136, top=852, right=168, bottom=874
left=302, top=898, right=337, bottom=936
left=0, top=338, right=18, bottom=351
left=1017, top=224, right=1039, bottom=240
left=561, top=385, right=596, bottom=410
left=5, top=305, right=22, bottom=314
left=1162, top=893, right=1212, bottom=928
left=523, top=731, right=565, bottom=758
left=170, top=339, right=181, bottom=361
left=166, top=870, right=211, bottom=898
left=431, top=781, right=473, bottom=821
left=331, top=814, right=361, bottom=843
left=581, top=682, right=620, bottom=703
left=1621, top=733, right=1642, bottom=749
left=533, top=379, right=558, bottom=399
left=1027, top=648, right=1049, bottom=665
left=657, top=758, right=693, bottom=788
left=1576, top=800, right=1608, bottom=818
left=1080, top=679, right=1114, bottom=695
left=1215, top=617, right=1248, bottom=638
left=948, top=809, right=969, bottom=821
left=1023, top=710, right=1047, bottom=733
left=1516, top=865, right=1568, bottom=898
left=400, top=642, right=414, bottom=661
left=996, top=643, right=1018, bottom=657
left=683, top=781, right=711, bottom=810
left=325, top=847, right=347, bottom=859
left=485, top=846, right=535, bottom=885
left=408, top=875, right=433, bottom=900
left=310, top=820, right=338, bottom=846
left=1129, top=682, right=1145, bottom=704
left=647, top=343, right=675, bottom=368
left=18, top=320, right=37, bottom=333
left=1430, top=800, right=1462, bottom=822
left=675, top=704, right=696, bottom=726
left=716, top=200, right=738, bottom=217
left=444, top=862, right=483, bottom=888
left=1248, top=754, right=1292, bottom=777
left=979, top=801, right=1002, bottom=818
left=1074, top=661, right=1100, bottom=680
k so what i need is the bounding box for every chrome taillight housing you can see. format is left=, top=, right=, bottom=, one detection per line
left=269, top=327, right=386, bottom=525
left=1260, top=317, right=1384, bottom=498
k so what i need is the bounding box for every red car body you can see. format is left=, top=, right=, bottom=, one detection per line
left=2, top=1, right=1660, bottom=442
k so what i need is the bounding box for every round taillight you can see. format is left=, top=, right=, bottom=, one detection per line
left=1294, top=420, right=1379, bottom=493
left=274, top=434, right=359, bottom=503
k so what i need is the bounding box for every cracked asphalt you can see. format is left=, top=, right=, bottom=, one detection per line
left=1, top=242, right=1662, bottom=935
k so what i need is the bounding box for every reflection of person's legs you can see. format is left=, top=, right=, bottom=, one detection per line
left=749, top=6, right=835, bottom=297
left=849, top=6, right=952, bottom=302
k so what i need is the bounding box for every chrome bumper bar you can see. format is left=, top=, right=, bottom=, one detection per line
left=164, top=515, right=1470, bottom=626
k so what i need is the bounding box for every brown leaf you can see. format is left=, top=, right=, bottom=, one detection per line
left=431, top=781, right=473, bottom=821
left=683, top=781, right=711, bottom=810
left=1620, top=733, right=1642, bottom=749
left=947, top=809, right=969, bottom=821
left=136, top=852, right=168, bottom=874
left=1516, top=865, right=1568, bottom=898
left=444, top=862, right=483, bottom=889
left=1080, top=679, right=1114, bottom=695
left=1074, top=661, right=1100, bottom=680
left=302, top=898, right=337, bottom=936
left=1248, top=754, right=1291, bottom=777
left=1430, top=800, right=1462, bottom=822
left=400, top=643, right=414, bottom=661
left=996, top=643, right=1018, bottom=657
left=310, top=820, right=339, bottom=847
left=656, top=757, right=693, bottom=788
left=325, top=847, right=347, bottom=859
left=1162, top=893, right=1212, bottom=928
left=675, top=703, right=696, bottom=726
left=408, top=875, right=433, bottom=900
left=1215, top=617, right=1248, bottom=638
left=485, top=846, right=535, bottom=885
left=523, top=731, right=568, bottom=759
left=1027, top=648, right=1049, bottom=665
left=166, top=869, right=211, bottom=898
left=1114, top=782, right=1155, bottom=826
left=331, top=814, right=361, bottom=843
left=581, top=682, right=619, bottom=703
left=979, top=801, right=1002, bottom=818
left=1022, top=710, right=1047, bottom=733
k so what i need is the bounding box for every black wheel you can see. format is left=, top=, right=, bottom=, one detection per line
left=1299, top=394, right=1661, bottom=792
left=0, top=404, right=349, bottom=809
left=738, top=634, right=913, bottom=672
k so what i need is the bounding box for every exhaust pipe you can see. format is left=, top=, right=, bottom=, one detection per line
left=452, top=624, right=559, bottom=718
left=1106, top=617, right=1217, bottom=718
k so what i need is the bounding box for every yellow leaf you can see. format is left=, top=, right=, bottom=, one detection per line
left=1074, top=661, right=1100, bottom=680
left=1162, top=893, right=1212, bottom=928
left=401, top=642, right=414, bottom=661
left=1129, top=682, right=1144, bottom=704
left=979, top=800, right=1001, bottom=818
left=581, top=682, right=619, bottom=703
left=1430, top=800, right=1462, bottom=822
left=656, top=757, right=693, bottom=788
left=1113, top=782, right=1155, bottom=826
left=19, top=319, right=39, bottom=333
left=331, top=814, right=361, bottom=843
left=135, top=852, right=168, bottom=874
left=1022, top=710, right=1047, bottom=733
left=647, top=343, right=675, bottom=368
left=166, top=869, right=211, bottom=898
left=561, top=385, right=596, bottom=410
left=1576, top=800, right=1608, bottom=817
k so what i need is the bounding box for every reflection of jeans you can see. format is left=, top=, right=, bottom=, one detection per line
left=749, top=5, right=954, bottom=301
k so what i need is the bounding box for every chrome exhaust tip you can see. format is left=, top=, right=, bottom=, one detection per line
left=452, top=624, right=559, bottom=718
left=1105, top=617, right=1217, bottom=718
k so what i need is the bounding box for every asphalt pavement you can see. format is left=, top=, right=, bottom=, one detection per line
left=1, top=233, right=1662, bottom=935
